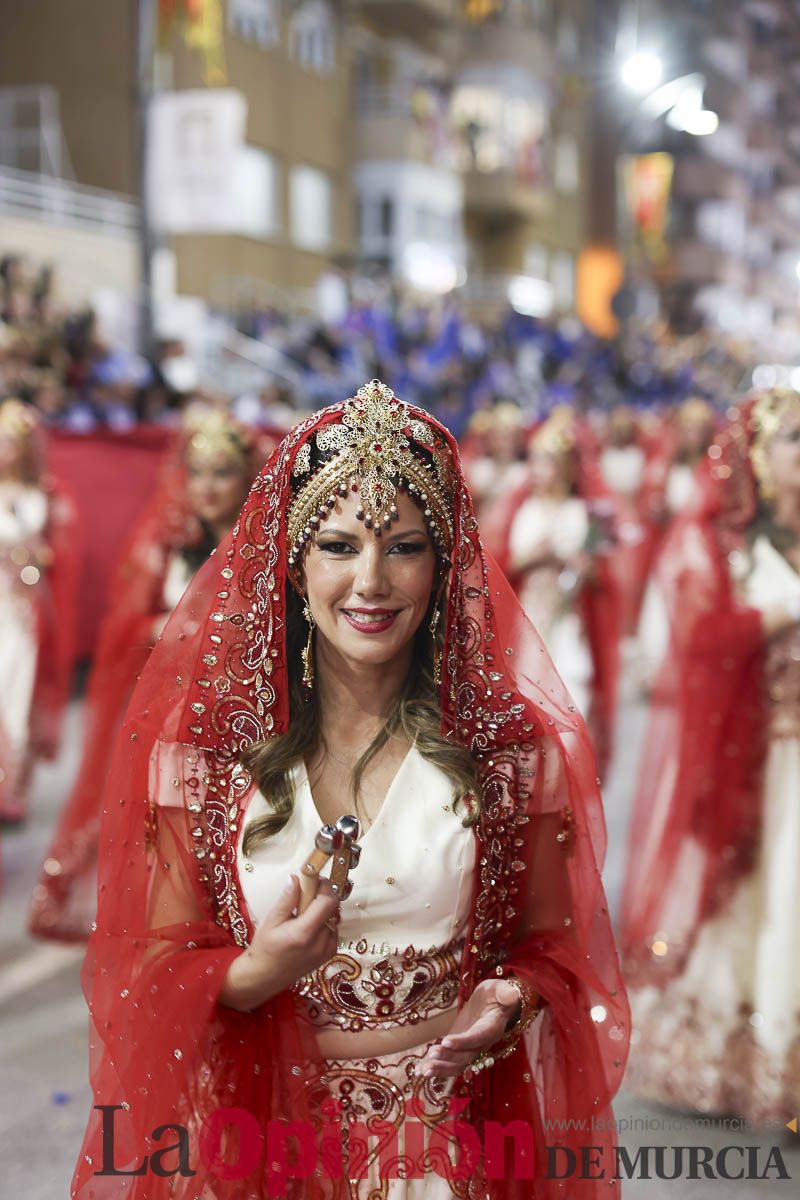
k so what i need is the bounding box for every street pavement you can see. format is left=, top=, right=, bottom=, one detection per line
left=1, top=690, right=798, bottom=1198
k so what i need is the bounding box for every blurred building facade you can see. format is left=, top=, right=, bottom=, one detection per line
left=616, top=0, right=800, bottom=352
left=352, top=0, right=591, bottom=316
left=0, top=0, right=592, bottom=321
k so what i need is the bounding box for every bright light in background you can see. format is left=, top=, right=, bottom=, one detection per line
left=661, top=75, right=719, bottom=136
left=795, top=259, right=800, bottom=280
left=668, top=107, right=719, bottom=136
left=620, top=51, right=663, bottom=94
left=402, top=243, right=461, bottom=294
left=751, top=364, right=800, bottom=391
left=507, top=275, right=554, bottom=318
left=752, top=364, right=780, bottom=389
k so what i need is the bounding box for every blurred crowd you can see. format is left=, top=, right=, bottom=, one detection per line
left=2, top=249, right=758, bottom=440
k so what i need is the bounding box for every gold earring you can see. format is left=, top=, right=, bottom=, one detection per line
left=429, top=605, right=442, bottom=687
left=302, top=602, right=315, bottom=689
left=757, top=473, right=775, bottom=502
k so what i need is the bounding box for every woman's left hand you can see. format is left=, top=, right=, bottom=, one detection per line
left=415, top=978, right=521, bottom=1079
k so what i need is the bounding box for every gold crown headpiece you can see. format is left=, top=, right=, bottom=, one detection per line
left=531, top=405, right=576, bottom=458
left=286, top=380, right=455, bottom=575
left=182, top=406, right=251, bottom=469
left=467, top=409, right=493, bottom=436
left=0, top=398, right=39, bottom=443
left=677, top=397, right=714, bottom=427
left=609, top=405, right=636, bottom=435
left=750, top=387, right=800, bottom=491
left=493, top=402, right=523, bottom=433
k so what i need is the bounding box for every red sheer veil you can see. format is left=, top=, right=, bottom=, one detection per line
left=618, top=405, right=765, bottom=983
left=28, top=436, right=191, bottom=938
left=489, top=410, right=621, bottom=778
left=73, top=384, right=628, bottom=1199
left=30, top=413, right=264, bottom=940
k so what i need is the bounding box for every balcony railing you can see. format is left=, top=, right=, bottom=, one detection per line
left=0, top=165, right=138, bottom=237
left=355, top=0, right=457, bottom=34
left=355, top=84, right=459, bottom=171
left=462, top=164, right=550, bottom=220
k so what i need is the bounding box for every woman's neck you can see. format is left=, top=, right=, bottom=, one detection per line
left=534, top=484, right=571, bottom=502
left=206, top=514, right=237, bottom=546
left=772, top=489, right=800, bottom=536
left=315, top=639, right=412, bottom=753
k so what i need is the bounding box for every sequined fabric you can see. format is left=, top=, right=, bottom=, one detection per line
left=308, top=1039, right=485, bottom=1199
left=297, top=939, right=464, bottom=1033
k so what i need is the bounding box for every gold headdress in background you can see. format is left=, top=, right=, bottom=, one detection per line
left=0, top=398, right=39, bottom=444
left=531, top=405, right=576, bottom=458
left=677, top=396, right=714, bottom=428
left=181, top=405, right=251, bottom=470
left=750, top=387, right=800, bottom=498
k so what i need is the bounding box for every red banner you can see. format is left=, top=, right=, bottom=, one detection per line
left=47, top=428, right=172, bottom=660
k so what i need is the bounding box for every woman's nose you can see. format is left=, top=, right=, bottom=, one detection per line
left=353, top=541, right=390, bottom=596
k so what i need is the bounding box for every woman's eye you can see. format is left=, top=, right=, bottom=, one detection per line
left=318, top=541, right=355, bottom=554
left=389, top=542, right=425, bottom=555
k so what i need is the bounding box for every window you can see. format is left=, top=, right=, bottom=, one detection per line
left=290, top=0, right=336, bottom=74
left=290, top=165, right=333, bottom=251
left=234, top=145, right=280, bottom=238
left=551, top=252, right=575, bottom=310
left=524, top=242, right=549, bottom=279
left=228, top=0, right=279, bottom=48
left=554, top=134, right=580, bottom=192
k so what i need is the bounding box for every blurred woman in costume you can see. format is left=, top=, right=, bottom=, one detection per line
left=620, top=389, right=800, bottom=1125
left=0, top=399, right=77, bottom=824
left=29, top=407, right=257, bottom=939
left=464, top=404, right=527, bottom=507
left=498, top=407, right=621, bottom=777
left=71, top=381, right=628, bottom=1200
left=635, top=396, right=717, bottom=687
left=598, top=406, right=658, bottom=637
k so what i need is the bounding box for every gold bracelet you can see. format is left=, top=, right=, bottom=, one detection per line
left=468, top=975, right=542, bottom=1075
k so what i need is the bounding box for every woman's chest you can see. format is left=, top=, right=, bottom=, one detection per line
left=238, top=750, right=477, bottom=950
left=0, top=485, right=47, bottom=544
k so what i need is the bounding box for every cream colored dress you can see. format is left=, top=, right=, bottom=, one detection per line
left=237, top=745, right=477, bottom=1198
left=626, top=535, right=800, bottom=1124
left=507, top=495, right=593, bottom=717
left=635, top=463, right=703, bottom=689
left=0, top=482, right=48, bottom=800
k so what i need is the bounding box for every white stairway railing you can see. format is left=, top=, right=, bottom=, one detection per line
left=0, top=165, right=138, bottom=238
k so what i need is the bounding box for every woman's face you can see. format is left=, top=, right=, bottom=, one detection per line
left=186, top=454, right=250, bottom=527
left=529, top=448, right=570, bottom=496
left=301, top=488, right=437, bottom=673
left=0, top=434, right=24, bottom=480
left=677, top=417, right=712, bottom=459
left=765, top=407, right=800, bottom=496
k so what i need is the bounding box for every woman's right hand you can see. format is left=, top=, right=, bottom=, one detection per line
left=220, top=874, right=340, bottom=1012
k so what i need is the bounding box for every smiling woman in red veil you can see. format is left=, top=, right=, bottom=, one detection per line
left=71, top=382, right=628, bottom=1199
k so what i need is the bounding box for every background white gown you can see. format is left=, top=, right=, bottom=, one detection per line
left=0, top=482, right=48, bottom=802
left=626, top=535, right=800, bottom=1124
left=508, top=495, right=593, bottom=718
